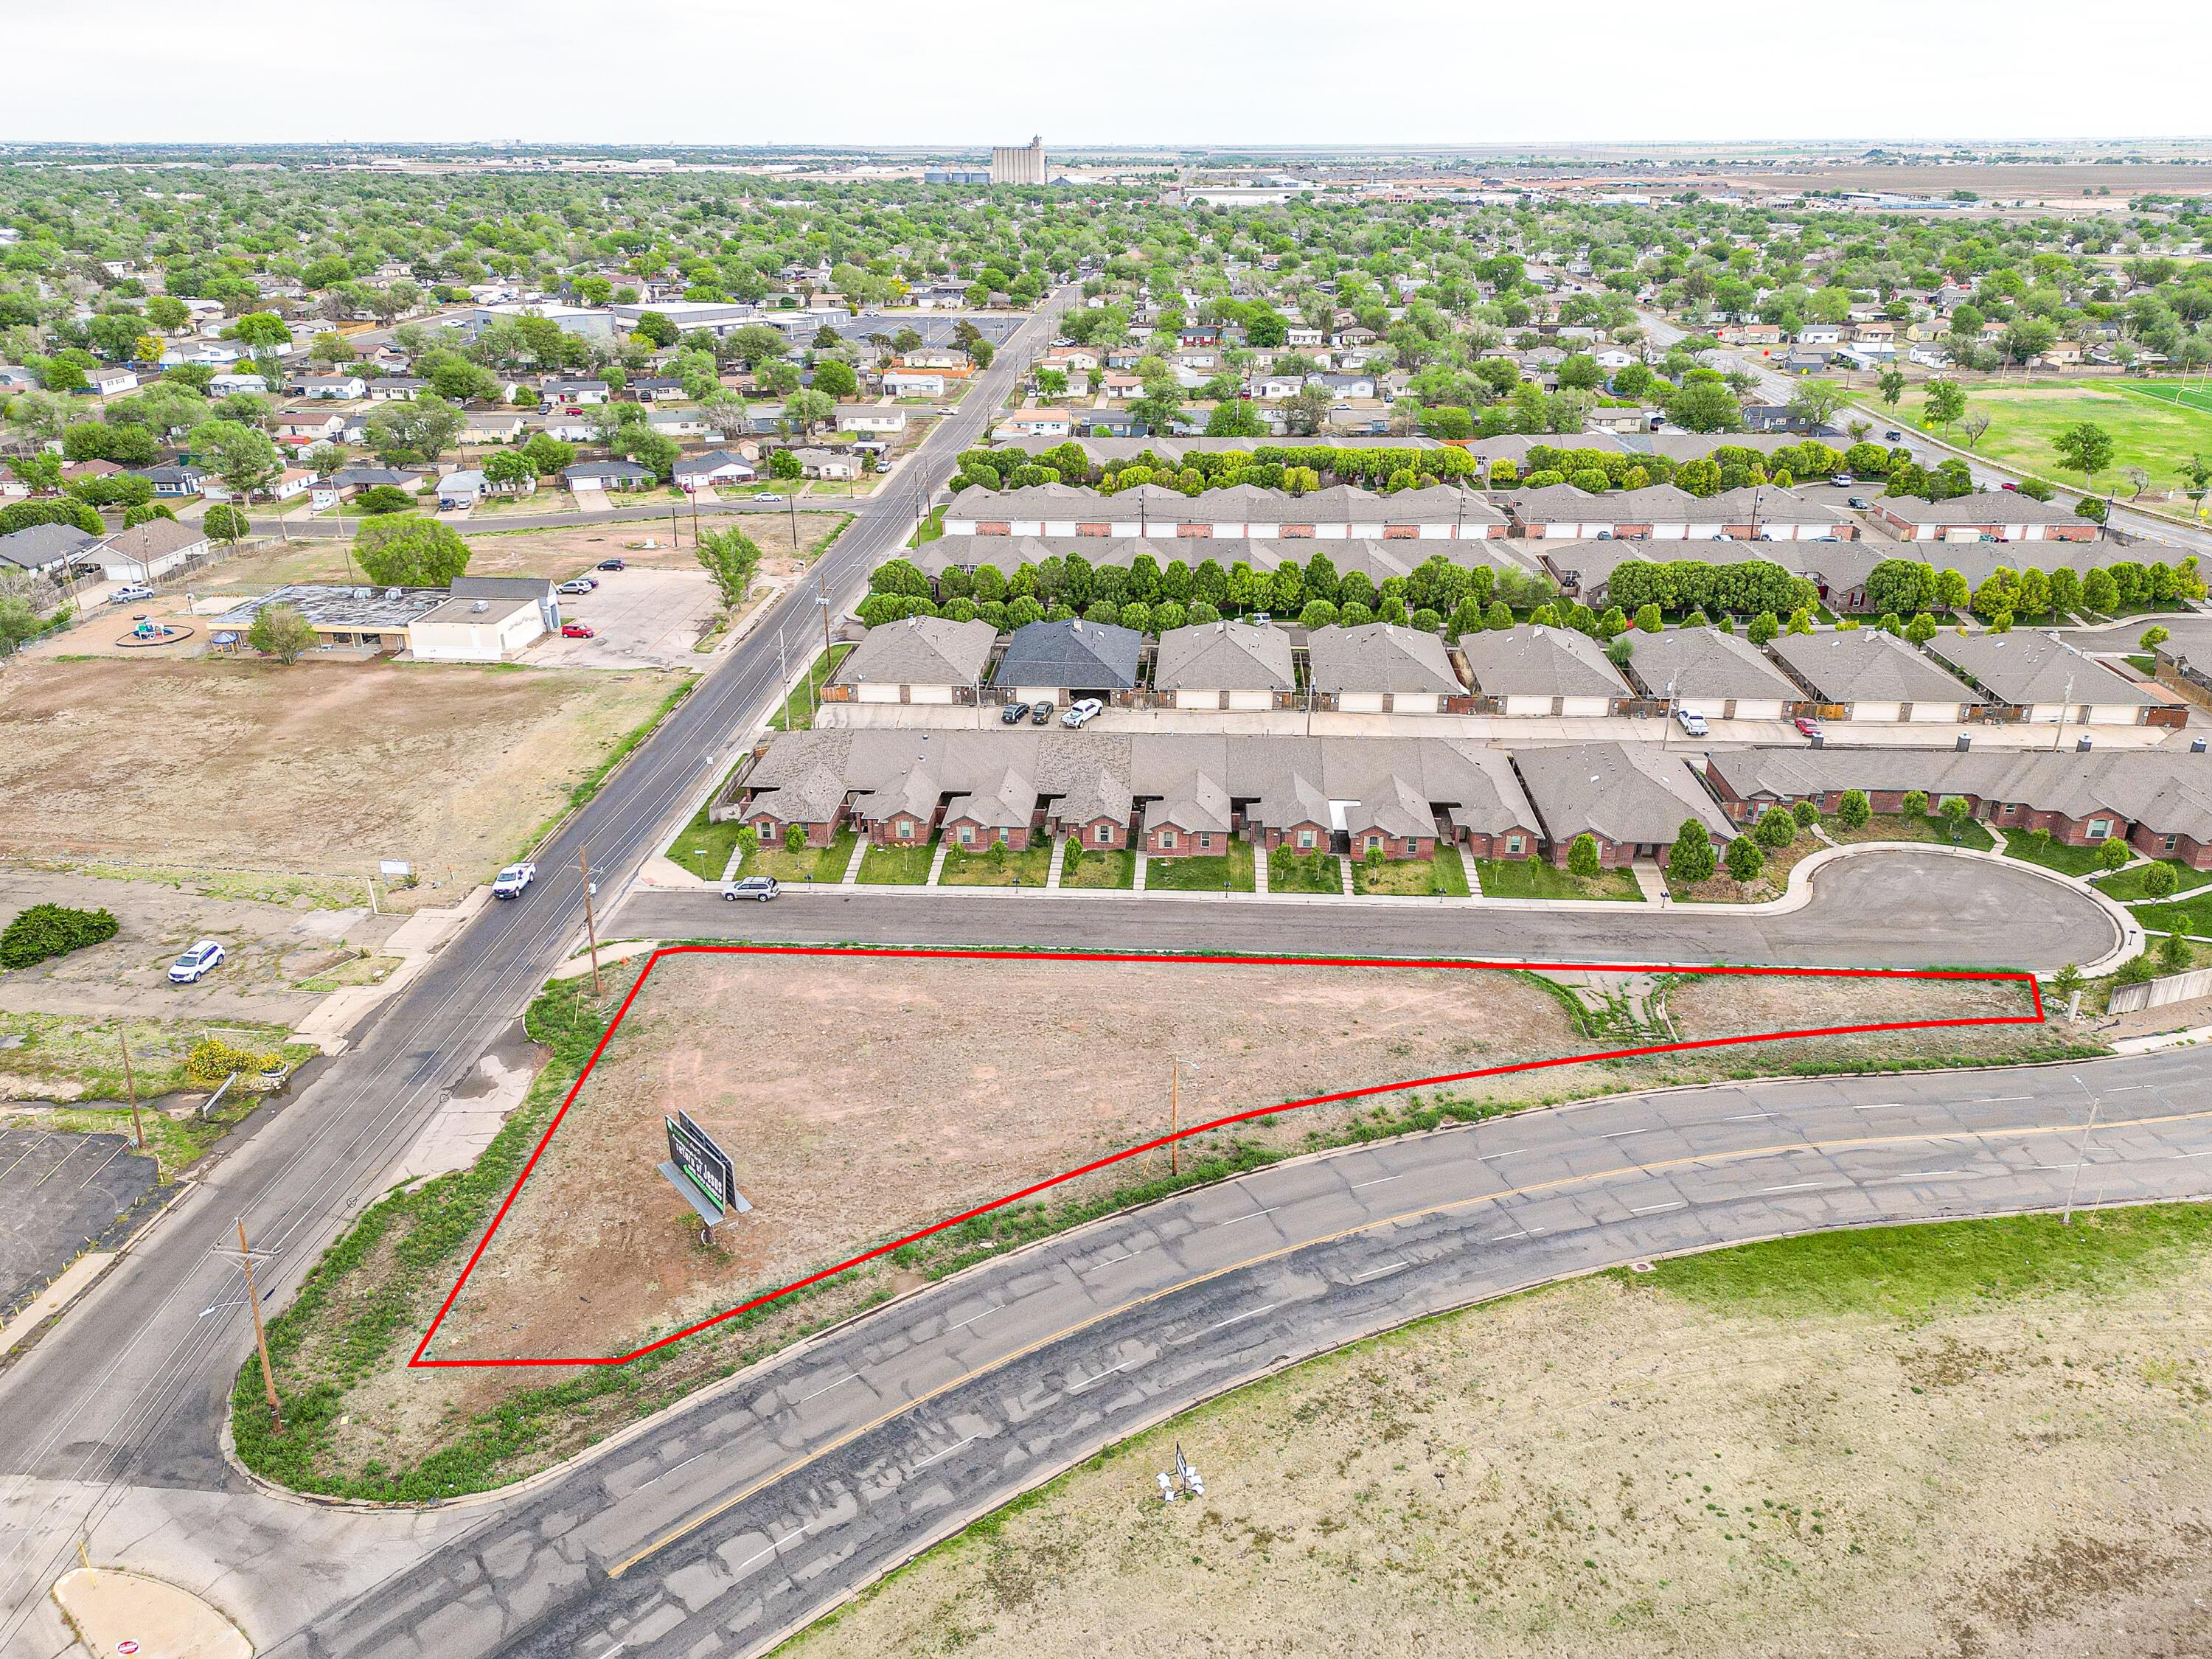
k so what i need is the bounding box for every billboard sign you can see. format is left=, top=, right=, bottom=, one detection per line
left=665, top=1111, right=748, bottom=1216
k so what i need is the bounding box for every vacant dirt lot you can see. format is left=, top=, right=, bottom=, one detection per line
left=426, top=953, right=1587, bottom=1363
left=791, top=1229, right=2212, bottom=1659
left=0, top=657, right=676, bottom=900
left=1667, top=970, right=2042, bottom=1066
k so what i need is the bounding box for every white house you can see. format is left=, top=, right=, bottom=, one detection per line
left=881, top=368, right=945, bottom=397
left=207, top=373, right=267, bottom=397
left=673, top=451, right=756, bottom=490
left=436, top=470, right=488, bottom=509
left=92, top=518, right=209, bottom=582
left=837, top=406, right=908, bottom=437
left=408, top=577, right=556, bottom=662
left=86, top=366, right=139, bottom=397
left=292, top=374, right=366, bottom=400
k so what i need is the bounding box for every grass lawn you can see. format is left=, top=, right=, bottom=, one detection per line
left=1143, top=839, right=1256, bottom=892
left=2093, top=859, right=2212, bottom=902
left=1894, top=380, right=2212, bottom=490
left=743, top=828, right=858, bottom=885
left=909, top=507, right=946, bottom=547
left=1266, top=849, right=1342, bottom=894
left=2134, top=890, right=2212, bottom=939
left=769, top=643, right=853, bottom=731
left=1832, top=812, right=1997, bottom=852
left=1475, top=858, right=1643, bottom=902
left=1058, top=843, right=1136, bottom=888
left=939, top=842, right=1053, bottom=886
left=664, top=801, right=748, bottom=882
left=856, top=841, right=936, bottom=885
left=2003, top=827, right=2121, bottom=878
left=1352, top=847, right=1471, bottom=897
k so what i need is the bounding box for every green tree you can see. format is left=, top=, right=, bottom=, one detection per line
left=2098, top=835, right=2132, bottom=873
left=187, top=418, right=280, bottom=502
left=1667, top=380, right=1742, bottom=433
left=1724, top=835, right=1766, bottom=883
left=2142, top=861, right=2180, bottom=900
left=1837, top=788, right=1871, bottom=831
left=2158, top=931, right=2194, bottom=975
left=1922, top=379, right=1966, bottom=431
left=1754, top=807, right=1798, bottom=849
left=2052, top=421, right=2115, bottom=496
left=695, top=525, right=763, bottom=609
left=202, top=504, right=251, bottom=542
left=246, top=602, right=317, bottom=664
left=1567, top=833, right=1602, bottom=882
left=1876, top=367, right=1907, bottom=408
left=1666, top=820, right=1717, bottom=886
left=354, top=516, right=471, bottom=587
left=812, top=358, right=859, bottom=400
left=364, top=395, right=463, bottom=467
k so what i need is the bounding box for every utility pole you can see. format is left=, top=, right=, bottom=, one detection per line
left=235, top=1217, right=282, bottom=1436
left=2062, top=1088, right=2103, bottom=1226
left=119, top=1034, right=143, bottom=1150
left=579, top=846, right=603, bottom=998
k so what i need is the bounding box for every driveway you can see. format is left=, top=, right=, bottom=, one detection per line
left=531, top=568, right=720, bottom=669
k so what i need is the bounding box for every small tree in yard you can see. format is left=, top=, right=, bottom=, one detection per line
left=1939, top=796, right=1974, bottom=838
left=1062, top=838, right=1086, bottom=880
left=1902, top=789, right=1929, bottom=820
left=1792, top=799, right=1820, bottom=831
left=2142, top=861, right=2180, bottom=900
left=1754, top=807, right=1798, bottom=849
left=246, top=602, right=317, bottom=664
left=2140, top=625, right=2170, bottom=653
left=696, top=525, right=764, bottom=610
left=1725, top=834, right=1766, bottom=884
left=785, top=823, right=807, bottom=855
left=988, top=838, right=1009, bottom=872
left=737, top=825, right=759, bottom=856
left=204, top=504, right=251, bottom=542
left=1666, top=820, right=1717, bottom=886
left=1568, top=833, right=1601, bottom=882
left=1364, top=844, right=1385, bottom=872
left=1747, top=610, right=1779, bottom=646
left=2098, top=836, right=2131, bottom=873
left=1837, top=789, right=1871, bottom=831
left=2159, top=931, right=2194, bottom=975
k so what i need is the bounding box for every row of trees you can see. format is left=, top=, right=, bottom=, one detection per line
left=1864, top=554, right=2204, bottom=622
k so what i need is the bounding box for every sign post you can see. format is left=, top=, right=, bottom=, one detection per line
left=660, top=1110, right=751, bottom=1244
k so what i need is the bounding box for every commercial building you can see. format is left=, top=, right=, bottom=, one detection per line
left=990, top=136, right=1047, bottom=186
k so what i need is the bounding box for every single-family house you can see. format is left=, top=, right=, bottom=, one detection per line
left=563, top=459, right=651, bottom=491
left=1925, top=630, right=2160, bottom=726
left=1458, top=625, right=1632, bottom=717
left=836, top=405, right=908, bottom=437
left=368, top=378, right=427, bottom=402
left=291, top=374, right=365, bottom=400
left=91, top=517, right=209, bottom=582
left=672, top=451, right=756, bottom=490
left=436, top=470, right=488, bottom=510
left=0, top=522, right=100, bottom=576
left=86, top=366, right=139, bottom=397
left=832, top=615, right=998, bottom=705
left=1304, top=623, right=1467, bottom=714
left=1613, top=626, right=1803, bottom=721
left=1766, top=629, right=1982, bottom=723
left=1513, top=741, right=1734, bottom=868
left=992, top=617, right=1143, bottom=704
left=1150, top=621, right=1295, bottom=711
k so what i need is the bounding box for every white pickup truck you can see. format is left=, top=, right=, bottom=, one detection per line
left=492, top=862, right=537, bottom=899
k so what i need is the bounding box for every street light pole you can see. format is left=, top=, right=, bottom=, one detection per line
left=2062, top=1088, right=2103, bottom=1226
left=579, top=845, right=603, bottom=998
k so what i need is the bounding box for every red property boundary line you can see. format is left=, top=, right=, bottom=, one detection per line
left=408, top=946, right=2045, bottom=1369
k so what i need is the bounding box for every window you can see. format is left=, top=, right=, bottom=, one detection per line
left=1096, top=824, right=1113, bottom=844
left=2087, top=818, right=2111, bottom=841
left=1197, top=833, right=1212, bottom=850
left=1160, top=831, right=1178, bottom=850
left=897, top=818, right=914, bottom=839
left=959, top=825, right=974, bottom=846
left=2163, top=835, right=2177, bottom=852
left=998, top=827, right=1010, bottom=844
left=1295, top=830, right=1316, bottom=849
left=1506, top=834, right=1524, bottom=855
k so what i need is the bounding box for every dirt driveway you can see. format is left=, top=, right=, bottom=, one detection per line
left=530, top=568, right=720, bottom=669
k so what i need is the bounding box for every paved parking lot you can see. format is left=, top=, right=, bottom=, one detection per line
left=529, top=566, right=720, bottom=669
left=0, top=1127, right=156, bottom=1318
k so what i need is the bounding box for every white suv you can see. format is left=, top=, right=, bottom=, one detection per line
left=1060, top=698, right=1105, bottom=729
left=169, top=940, right=225, bottom=984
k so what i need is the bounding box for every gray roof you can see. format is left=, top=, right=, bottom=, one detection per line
left=1767, top=629, right=1980, bottom=706
left=993, top=618, right=1143, bottom=690
left=1927, top=630, right=2156, bottom=709
left=1305, top=623, right=1463, bottom=695
left=1457, top=625, right=1630, bottom=700
left=836, top=616, right=998, bottom=688
left=1612, top=627, right=1804, bottom=705
left=1514, top=741, right=1733, bottom=846
left=1150, top=621, right=1295, bottom=692
left=453, top=574, right=554, bottom=601
left=0, top=523, right=98, bottom=571
left=1878, top=493, right=2098, bottom=529
left=919, top=533, right=1523, bottom=588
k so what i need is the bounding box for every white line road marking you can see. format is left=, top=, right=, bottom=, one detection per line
left=1213, top=1206, right=1279, bottom=1228
left=794, top=1374, right=855, bottom=1405
left=1350, top=1261, right=1411, bottom=1283
left=1969, top=1096, right=2029, bottom=1103
left=1601, top=1127, right=1655, bottom=1139
left=637, top=1450, right=706, bottom=1489
left=1854, top=1103, right=1905, bottom=1111
left=1722, top=1113, right=1775, bottom=1121
left=1490, top=1225, right=1548, bottom=1241
left=1480, top=1147, right=1531, bottom=1159
left=729, top=1530, right=808, bottom=1575
left=1202, top=1304, right=1276, bottom=1334
left=1068, top=1357, right=1141, bottom=1394
left=911, top=1435, right=978, bottom=1472
left=1762, top=1181, right=1826, bottom=1193
left=943, top=1307, right=995, bottom=1334
left=1630, top=1201, right=1686, bottom=1215
left=1350, top=1172, right=1406, bottom=1189
left=590, top=1645, right=625, bottom=1659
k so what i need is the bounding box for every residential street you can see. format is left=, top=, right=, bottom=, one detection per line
left=254, top=1047, right=2208, bottom=1659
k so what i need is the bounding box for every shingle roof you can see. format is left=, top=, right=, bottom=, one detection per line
left=1767, top=629, right=1979, bottom=706
left=1305, top=623, right=1463, bottom=695
left=1879, top=493, right=2097, bottom=528
left=1514, top=742, right=1733, bottom=846
left=1457, top=625, right=1630, bottom=700
left=1151, top=621, right=1294, bottom=692
left=0, top=523, right=98, bottom=570
left=993, top=619, right=1143, bottom=690
left=837, top=616, right=998, bottom=689
left=1613, top=627, right=1804, bottom=705
left=1927, top=630, right=2155, bottom=709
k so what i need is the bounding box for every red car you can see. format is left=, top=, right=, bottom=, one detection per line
left=560, top=622, right=595, bottom=639
left=1793, top=717, right=1820, bottom=738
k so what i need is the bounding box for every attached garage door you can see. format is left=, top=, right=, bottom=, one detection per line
left=857, top=684, right=900, bottom=703
left=1850, top=700, right=1902, bottom=723
left=1731, top=698, right=1786, bottom=722
left=909, top=684, right=953, bottom=704
left=1501, top=694, right=1554, bottom=717
left=1393, top=693, right=1442, bottom=715
left=2086, top=703, right=2141, bottom=726
left=1907, top=702, right=1957, bottom=723
left=1559, top=696, right=1610, bottom=718
left=1338, top=692, right=1386, bottom=713
left=1227, top=689, right=1274, bottom=711
left=1172, top=688, right=1216, bottom=710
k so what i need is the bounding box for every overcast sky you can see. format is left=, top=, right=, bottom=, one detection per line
left=12, top=0, right=2212, bottom=150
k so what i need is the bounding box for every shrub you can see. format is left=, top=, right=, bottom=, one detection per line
left=1837, top=790, right=1871, bottom=830
left=1901, top=790, right=1929, bottom=819
left=1754, top=808, right=1797, bottom=849
left=1791, top=799, right=1820, bottom=830
left=0, top=903, right=120, bottom=970
left=2142, top=861, right=2180, bottom=900
left=184, top=1036, right=279, bottom=1089
left=1666, top=821, right=1717, bottom=886
left=2098, top=836, right=2131, bottom=872
left=2158, top=931, right=2194, bottom=975
left=784, top=823, right=807, bottom=854
left=1725, top=835, right=1766, bottom=883
left=1568, top=833, right=1601, bottom=882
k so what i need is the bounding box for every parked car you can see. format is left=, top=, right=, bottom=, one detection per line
left=722, top=874, right=780, bottom=902
left=1884, top=429, right=1902, bottom=442
left=1000, top=701, right=1031, bottom=725
left=491, top=862, right=536, bottom=899
left=556, top=577, right=596, bottom=595
left=2000, top=481, right=2020, bottom=492
left=1030, top=700, right=1053, bottom=725
left=1846, top=495, right=1871, bottom=510
left=1060, top=697, right=1104, bottom=728
left=597, top=557, right=625, bottom=571
left=1827, top=474, right=1853, bottom=487
left=168, top=939, right=225, bottom=984
left=754, top=491, right=783, bottom=503
left=560, top=622, right=595, bottom=639
left=108, top=584, right=154, bottom=605
left=1792, top=717, right=1822, bottom=739
left=1673, top=706, right=1709, bottom=737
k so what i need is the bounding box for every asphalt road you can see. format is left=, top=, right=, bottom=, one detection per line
left=262, top=1046, right=2210, bottom=1659
left=0, top=286, right=1077, bottom=1654
left=612, top=846, right=2121, bottom=972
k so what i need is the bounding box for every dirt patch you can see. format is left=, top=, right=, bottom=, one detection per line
left=787, top=1256, right=2212, bottom=1659
left=1666, top=972, right=2046, bottom=1068
left=426, top=954, right=1587, bottom=1363
left=0, top=657, right=677, bottom=900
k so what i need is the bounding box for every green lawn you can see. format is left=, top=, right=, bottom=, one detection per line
left=1058, top=842, right=1136, bottom=888
left=1352, top=847, right=1471, bottom=897
left=768, top=643, right=854, bottom=731
left=2093, top=859, right=2212, bottom=902
left=1474, top=858, right=1643, bottom=902
left=2122, top=380, right=2212, bottom=417
left=1143, top=839, right=1256, bottom=891
left=1833, top=812, right=1996, bottom=852
left=743, top=828, right=857, bottom=885
left=1894, top=380, right=2212, bottom=493
left=939, top=842, right=1052, bottom=886
left=2134, top=891, right=2212, bottom=939
left=664, top=802, right=747, bottom=881
left=1266, top=848, right=1342, bottom=894
left=2003, top=827, right=2121, bottom=878
left=857, top=841, right=936, bottom=885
